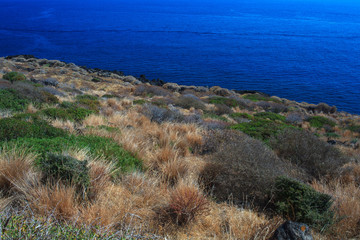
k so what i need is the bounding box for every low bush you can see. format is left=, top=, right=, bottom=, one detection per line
left=41, top=107, right=95, bottom=122
left=0, top=118, right=67, bottom=141
left=308, top=116, right=336, bottom=129
left=7, top=135, right=141, bottom=172
left=230, top=112, right=253, bottom=120
left=254, top=112, right=286, bottom=122
left=208, top=96, right=238, bottom=107
left=142, top=104, right=183, bottom=123
left=348, top=124, right=360, bottom=133
left=133, top=99, right=146, bottom=105
left=273, top=176, right=334, bottom=231
left=270, top=128, right=349, bottom=179
left=202, top=113, right=228, bottom=122
left=0, top=89, right=29, bottom=112
left=230, top=119, right=293, bottom=143
left=40, top=153, right=90, bottom=193
left=175, top=95, right=206, bottom=110
left=213, top=104, right=232, bottom=115
left=200, top=130, right=299, bottom=206
left=134, top=84, right=170, bottom=97
left=243, top=94, right=281, bottom=103
left=3, top=72, right=26, bottom=83
left=75, top=95, right=100, bottom=112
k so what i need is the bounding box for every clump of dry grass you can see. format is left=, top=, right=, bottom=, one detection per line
left=312, top=175, right=360, bottom=238
left=28, top=184, right=79, bottom=221
left=26, top=103, right=38, bottom=114
left=83, top=114, right=106, bottom=127
left=158, top=182, right=209, bottom=227
left=51, top=118, right=76, bottom=134
left=0, top=146, right=38, bottom=196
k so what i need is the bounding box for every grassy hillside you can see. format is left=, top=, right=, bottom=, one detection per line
left=0, top=55, right=359, bottom=239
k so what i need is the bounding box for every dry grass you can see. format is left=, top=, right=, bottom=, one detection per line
left=28, top=184, right=79, bottom=220
left=312, top=175, right=360, bottom=238
left=26, top=103, right=38, bottom=113
left=83, top=114, right=106, bottom=127
left=0, top=146, right=38, bottom=196
left=51, top=118, right=76, bottom=134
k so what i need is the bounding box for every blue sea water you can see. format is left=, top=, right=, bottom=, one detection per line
left=0, top=0, right=359, bottom=113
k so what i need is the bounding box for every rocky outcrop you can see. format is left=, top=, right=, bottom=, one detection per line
left=271, top=221, right=313, bottom=240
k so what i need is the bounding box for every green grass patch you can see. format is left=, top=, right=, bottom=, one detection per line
left=209, top=96, right=238, bottom=107
left=0, top=89, right=30, bottom=112
left=243, top=94, right=281, bottom=103
left=348, top=125, right=360, bottom=133
left=254, top=112, right=286, bottom=122
left=230, top=112, right=253, bottom=120
left=230, top=119, right=293, bottom=142
left=6, top=135, right=141, bottom=172
left=133, top=99, right=146, bottom=105
left=41, top=107, right=95, bottom=122
left=3, top=72, right=26, bottom=83
left=203, top=113, right=228, bottom=122
left=308, top=116, right=336, bottom=128
left=0, top=118, right=67, bottom=141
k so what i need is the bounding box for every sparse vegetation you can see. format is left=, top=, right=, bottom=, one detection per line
left=3, top=71, right=26, bottom=82
left=0, top=56, right=358, bottom=239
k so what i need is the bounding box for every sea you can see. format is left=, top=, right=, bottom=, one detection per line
left=0, top=0, right=359, bottom=114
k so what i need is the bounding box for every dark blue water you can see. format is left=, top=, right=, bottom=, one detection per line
left=0, top=0, right=360, bottom=114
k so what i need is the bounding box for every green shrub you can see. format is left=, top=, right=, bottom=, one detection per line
left=3, top=72, right=26, bottom=83
left=243, top=94, right=281, bottom=103
left=0, top=118, right=67, bottom=141
left=202, top=113, right=228, bottom=122
left=208, top=96, right=238, bottom=107
left=308, top=116, right=336, bottom=128
left=40, top=153, right=90, bottom=193
left=348, top=125, right=360, bottom=133
left=254, top=112, right=286, bottom=122
left=75, top=94, right=98, bottom=101
left=133, top=99, right=146, bottom=105
left=230, top=112, right=253, bottom=120
left=270, top=128, right=349, bottom=178
left=274, top=176, right=334, bottom=231
left=230, top=119, right=293, bottom=143
left=0, top=89, right=29, bottom=112
left=75, top=95, right=100, bottom=112
left=7, top=135, right=141, bottom=172
left=41, top=91, right=59, bottom=104
left=41, top=107, right=95, bottom=121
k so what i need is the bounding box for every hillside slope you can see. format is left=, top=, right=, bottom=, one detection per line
left=0, top=55, right=359, bottom=239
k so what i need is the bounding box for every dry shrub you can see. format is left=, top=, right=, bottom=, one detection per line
left=0, top=146, right=38, bottom=196
left=200, top=130, right=303, bottom=207
left=337, top=162, right=360, bottom=186
left=270, top=128, right=350, bottom=179
left=134, top=84, right=171, bottom=97
left=158, top=182, right=209, bottom=226
left=29, top=184, right=79, bottom=221
left=312, top=178, right=360, bottom=238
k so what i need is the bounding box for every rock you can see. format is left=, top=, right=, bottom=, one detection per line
left=210, top=86, right=232, bottom=96
left=271, top=221, right=313, bottom=240
left=163, top=83, right=181, bottom=92
left=123, top=76, right=141, bottom=85
left=42, top=78, right=59, bottom=87
left=194, top=86, right=209, bottom=92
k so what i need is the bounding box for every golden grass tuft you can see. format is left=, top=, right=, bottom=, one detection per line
left=83, top=114, right=106, bottom=127
left=29, top=184, right=79, bottom=221
left=26, top=103, right=38, bottom=113
left=51, top=118, right=76, bottom=134
left=0, top=146, right=38, bottom=196
left=312, top=177, right=360, bottom=238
